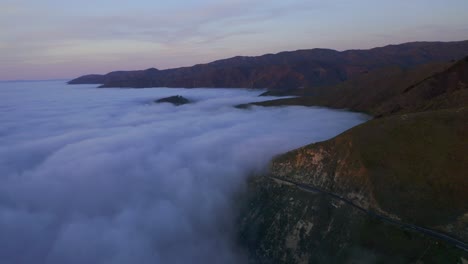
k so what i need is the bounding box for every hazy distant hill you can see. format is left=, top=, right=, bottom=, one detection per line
left=69, top=41, right=468, bottom=90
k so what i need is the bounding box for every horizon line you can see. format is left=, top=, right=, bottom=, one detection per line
left=2, top=39, right=467, bottom=82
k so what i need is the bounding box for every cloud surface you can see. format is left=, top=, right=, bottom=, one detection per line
left=0, top=81, right=368, bottom=263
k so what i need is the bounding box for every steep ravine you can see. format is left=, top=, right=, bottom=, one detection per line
left=238, top=108, right=468, bottom=263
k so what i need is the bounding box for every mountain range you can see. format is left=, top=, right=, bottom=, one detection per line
left=69, top=41, right=468, bottom=91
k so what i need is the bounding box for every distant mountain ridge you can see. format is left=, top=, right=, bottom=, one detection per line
left=69, top=41, right=468, bottom=90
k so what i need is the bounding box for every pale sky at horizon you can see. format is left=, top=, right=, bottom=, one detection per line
left=1, top=0, right=468, bottom=80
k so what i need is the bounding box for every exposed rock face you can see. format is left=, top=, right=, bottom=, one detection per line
left=239, top=108, right=468, bottom=263
left=239, top=176, right=467, bottom=263
left=155, top=95, right=191, bottom=106
left=271, top=108, right=468, bottom=233
left=68, top=41, right=468, bottom=90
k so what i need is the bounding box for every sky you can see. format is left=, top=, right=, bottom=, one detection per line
left=1, top=0, right=468, bottom=80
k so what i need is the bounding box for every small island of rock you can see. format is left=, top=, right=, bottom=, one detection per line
left=155, top=95, right=191, bottom=106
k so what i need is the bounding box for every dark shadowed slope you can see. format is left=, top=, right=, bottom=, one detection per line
left=374, top=56, right=468, bottom=116
left=69, top=41, right=468, bottom=90
left=246, top=56, right=468, bottom=117
left=240, top=62, right=449, bottom=112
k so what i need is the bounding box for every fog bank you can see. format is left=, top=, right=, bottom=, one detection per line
left=0, top=81, right=368, bottom=264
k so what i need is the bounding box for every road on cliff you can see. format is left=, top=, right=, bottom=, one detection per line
left=270, top=176, right=468, bottom=252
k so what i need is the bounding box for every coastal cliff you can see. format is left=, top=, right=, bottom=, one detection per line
left=239, top=107, right=468, bottom=263
left=238, top=57, right=468, bottom=263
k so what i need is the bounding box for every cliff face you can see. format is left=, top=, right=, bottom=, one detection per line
left=239, top=108, right=468, bottom=263
left=68, top=41, right=468, bottom=90
left=271, top=108, right=468, bottom=233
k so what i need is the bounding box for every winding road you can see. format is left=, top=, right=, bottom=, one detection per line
left=270, top=176, right=468, bottom=252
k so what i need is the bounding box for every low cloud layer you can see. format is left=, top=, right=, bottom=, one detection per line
left=0, top=81, right=367, bottom=263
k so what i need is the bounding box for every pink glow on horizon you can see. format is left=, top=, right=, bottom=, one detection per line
left=1, top=0, right=467, bottom=80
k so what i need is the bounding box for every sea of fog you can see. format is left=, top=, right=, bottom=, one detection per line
left=0, top=81, right=368, bottom=264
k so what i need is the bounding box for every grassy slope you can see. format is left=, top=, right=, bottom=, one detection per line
left=354, top=109, right=467, bottom=226
left=245, top=57, right=468, bottom=117
left=375, top=57, right=468, bottom=116
left=271, top=108, right=468, bottom=234
left=240, top=62, right=449, bottom=114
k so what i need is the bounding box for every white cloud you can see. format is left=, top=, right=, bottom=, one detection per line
left=0, top=81, right=368, bottom=263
